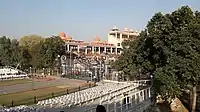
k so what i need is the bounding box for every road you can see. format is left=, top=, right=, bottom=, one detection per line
left=0, top=78, right=87, bottom=94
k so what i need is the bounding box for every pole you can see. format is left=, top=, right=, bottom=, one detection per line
left=150, top=75, right=155, bottom=105
left=91, top=68, right=93, bottom=81
left=30, top=67, right=31, bottom=75
left=99, top=61, right=102, bottom=81
left=70, top=48, right=72, bottom=78
left=95, top=66, right=97, bottom=82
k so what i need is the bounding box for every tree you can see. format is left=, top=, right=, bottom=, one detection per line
left=112, top=6, right=200, bottom=112
left=11, top=39, right=19, bottom=47
left=30, top=36, right=65, bottom=68
left=11, top=46, right=31, bottom=69
left=0, top=36, right=12, bottom=66
left=19, top=34, right=43, bottom=50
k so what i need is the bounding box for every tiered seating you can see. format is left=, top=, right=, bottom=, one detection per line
left=0, top=105, right=44, bottom=112
left=0, top=82, right=143, bottom=111
left=37, top=82, right=139, bottom=108
left=0, top=66, right=28, bottom=80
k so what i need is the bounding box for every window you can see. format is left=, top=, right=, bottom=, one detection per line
left=117, top=43, right=120, bottom=46
left=122, top=35, right=127, bottom=38
left=117, top=33, right=120, bottom=39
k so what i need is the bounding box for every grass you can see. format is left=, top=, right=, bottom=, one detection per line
left=0, top=79, right=31, bottom=87
left=0, top=82, right=95, bottom=107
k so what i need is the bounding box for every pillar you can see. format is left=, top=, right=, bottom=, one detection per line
left=92, top=46, right=94, bottom=54
left=135, top=94, right=138, bottom=104
left=130, top=95, right=132, bottom=106
left=67, top=44, right=70, bottom=52
left=133, top=94, right=136, bottom=105
left=98, top=47, right=101, bottom=54
left=115, top=48, right=117, bottom=54
left=146, top=89, right=148, bottom=100
left=85, top=48, right=87, bottom=54
left=119, top=49, right=122, bottom=54
left=77, top=45, right=80, bottom=53
left=105, top=64, right=108, bottom=76
left=110, top=47, right=112, bottom=54
left=149, top=88, right=151, bottom=98
left=114, top=101, right=117, bottom=112
left=121, top=100, right=123, bottom=112
left=142, top=90, right=145, bottom=101
left=107, top=103, right=109, bottom=112
left=104, top=47, right=106, bottom=53
left=126, top=97, right=128, bottom=109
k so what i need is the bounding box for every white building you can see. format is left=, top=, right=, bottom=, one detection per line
left=59, top=27, right=139, bottom=55
left=107, top=26, right=139, bottom=53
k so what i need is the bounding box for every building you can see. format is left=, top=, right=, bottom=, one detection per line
left=59, top=27, right=139, bottom=55
left=108, top=26, right=139, bottom=51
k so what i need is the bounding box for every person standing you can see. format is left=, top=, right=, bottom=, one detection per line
left=96, top=105, right=106, bottom=112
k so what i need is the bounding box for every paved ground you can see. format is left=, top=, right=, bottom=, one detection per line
left=0, top=77, right=87, bottom=94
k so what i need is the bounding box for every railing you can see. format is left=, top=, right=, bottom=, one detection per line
left=1, top=83, right=96, bottom=107
left=84, top=87, right=151, bottom=112
left=103, top=79, right=150, bottom=84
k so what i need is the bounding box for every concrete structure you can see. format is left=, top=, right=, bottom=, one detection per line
left=108, top=26, right=139, bottom=51
left=0, top=66, right=28, bottom=80
left=59, top=27, right=139, bottom=55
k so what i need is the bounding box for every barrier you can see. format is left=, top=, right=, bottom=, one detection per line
left=84, top=87, right=151, bottom=112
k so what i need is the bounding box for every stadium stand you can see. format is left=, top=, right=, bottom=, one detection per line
left=0, top=80, right=151, bottom=112
left=36, top=81, right=149, bottom=108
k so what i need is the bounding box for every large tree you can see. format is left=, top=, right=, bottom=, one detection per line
left=0, top=36, right=31, bottom=69
left=19, top=34, right=43, bottom=50
left=0, top=36, right=12, bottom=66
left=112, top=6, right=200, bottom=112
left=30, top=36, right=65, bottom=68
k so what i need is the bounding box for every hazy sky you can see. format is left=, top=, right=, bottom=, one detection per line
left=0, top=0, right=200, bottom=41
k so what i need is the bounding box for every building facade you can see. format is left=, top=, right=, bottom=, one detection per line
left=59, top=27, right=139, bottom=55
left=108, top=26, right=139, bottom=51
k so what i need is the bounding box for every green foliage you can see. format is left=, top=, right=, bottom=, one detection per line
left=0, top=36, right=12, bottom=65
left=19, top=35, right=43, bottom=50
left=0, top=36, right=65, bottom=69
left=33, top=36, right=65, bottom=68
left=112, top=6, right=200, bottom=101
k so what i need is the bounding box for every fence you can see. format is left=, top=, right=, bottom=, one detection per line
left=84, top=87, right=151, bottom=112
left=1, top=82, right=96, bottom=107
left=27, top=67, right=91, bottom=79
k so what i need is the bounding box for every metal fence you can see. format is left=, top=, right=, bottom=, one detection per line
left=2, top=83, right=96, bottom=107
left=84, top=87, right=151, bottom=112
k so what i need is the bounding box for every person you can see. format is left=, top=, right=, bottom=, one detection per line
left=96, top=105, right=106, bottom=112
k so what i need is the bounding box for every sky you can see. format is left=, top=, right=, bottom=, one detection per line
left=0, top=0, right=200, bottom=41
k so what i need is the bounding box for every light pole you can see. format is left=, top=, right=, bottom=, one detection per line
left=116, top=73, right=119, bottom=82
left=29, top=67, right=32, bottom=76
left=43, top=68, right=45, bottom=76
left=30, top=67, right=34, bottom=90
left=67, top=48, right=73, bottom=78
left=150, top=75, right=153, bottom=87
left=99, top=60, right=102, bottom=81
left=55, top=55, right=60, bottom=76
left=150, top=75, right=155, bottom=105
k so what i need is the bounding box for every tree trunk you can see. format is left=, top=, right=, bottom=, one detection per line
left=191, top=86, right=197, bottom=112
left=189, top=89, right=193, bottom=111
